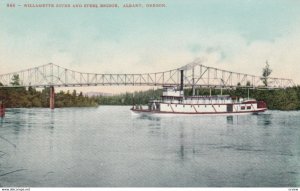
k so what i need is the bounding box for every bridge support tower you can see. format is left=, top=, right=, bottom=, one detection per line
left=0, top=101, right=5, bottom=117
left=50, top=86, right=55, bottom=109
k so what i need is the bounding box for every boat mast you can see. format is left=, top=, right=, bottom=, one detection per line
left=180, top=70, right=184, bottom=97
left=192, top=67, right=195, bottom=96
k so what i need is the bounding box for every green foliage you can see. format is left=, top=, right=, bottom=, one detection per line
left=96, top=89, right=162, bottom=105
left=261, top=62, right=272, bottom=86
left=0, top=86, right=98, bottom=108
left=190, top=87, right=300, bottom=111
left=10, top=74, right=21, bottom=86
left=1, top=74, right=300, bottom=110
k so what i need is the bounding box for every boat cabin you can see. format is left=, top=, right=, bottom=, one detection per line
left=162, top=86, right=184, bottom=97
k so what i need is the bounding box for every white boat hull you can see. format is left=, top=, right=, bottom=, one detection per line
left=131, top=108, right=267, bottom=116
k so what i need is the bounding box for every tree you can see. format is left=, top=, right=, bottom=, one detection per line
left=246, top=81, right=251, bottom=86
left=72, top=90, right=77, bottom=105
left=261, top=61, right=272, bottom=86
left=10, top=74, right=21, bottom=86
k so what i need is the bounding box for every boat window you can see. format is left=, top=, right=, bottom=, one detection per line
left=241, top=106, right=245, bottom=110
left=247, top=106, right=251, bottom=109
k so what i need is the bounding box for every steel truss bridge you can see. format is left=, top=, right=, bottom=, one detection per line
left=0, top=60, right=295, bottom=89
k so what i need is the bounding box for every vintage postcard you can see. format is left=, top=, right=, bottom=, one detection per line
left=0, top=0, right=299, bottom=190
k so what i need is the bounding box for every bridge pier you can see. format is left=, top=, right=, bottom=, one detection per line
left=0, top=101, right=5, bottom=117
left=50, top=86, right=55, bottom=109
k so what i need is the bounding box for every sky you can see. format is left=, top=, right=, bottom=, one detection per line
left=1, top=0, right=300, bottom=93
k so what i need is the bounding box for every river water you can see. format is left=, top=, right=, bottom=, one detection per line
left=0, top=106, right=299, bottom=187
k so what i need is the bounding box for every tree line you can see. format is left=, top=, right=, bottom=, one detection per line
left=95, top=89, right=162, bottom=106
left=1, top=79, right=300, bottom=110
left=185, top=87, right=300, bottom=110
left=0, top=86, right=98, bottom=108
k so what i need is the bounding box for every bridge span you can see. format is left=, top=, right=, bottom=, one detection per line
left=0, top=60, right=296, bottom=109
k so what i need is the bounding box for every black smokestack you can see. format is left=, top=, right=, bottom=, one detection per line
left=180, top=70, right=184, bottom=91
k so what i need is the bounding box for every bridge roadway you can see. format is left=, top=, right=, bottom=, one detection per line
left=0, top=60, right=296, bottom=109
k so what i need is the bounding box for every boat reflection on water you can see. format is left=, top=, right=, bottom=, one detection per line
left=226, top=116, right=234, bottom=125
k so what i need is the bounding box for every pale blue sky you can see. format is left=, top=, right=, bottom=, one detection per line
left=1, top=0, right=300, bottom=92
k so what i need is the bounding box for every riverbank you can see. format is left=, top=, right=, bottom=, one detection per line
left=1, top=86, right=300, bottom=110
left=0, top=87, right=97, bottom=108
